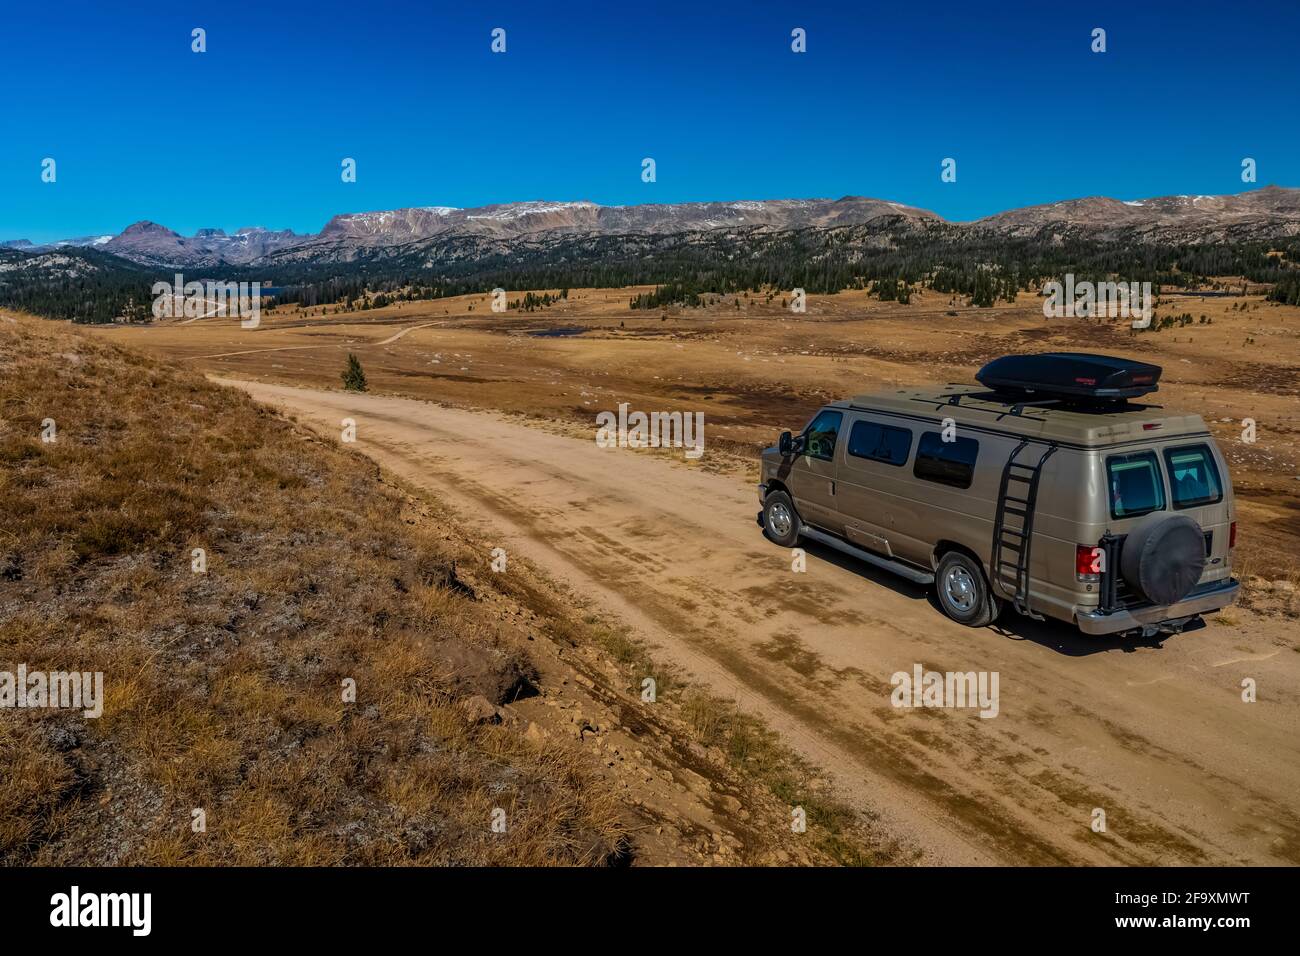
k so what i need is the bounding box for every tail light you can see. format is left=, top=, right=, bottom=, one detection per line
left=1229, top=521, right=1237, bottom=549
left=1076, top=544, right=1102, bottom=582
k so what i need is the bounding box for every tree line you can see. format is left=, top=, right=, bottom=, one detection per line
left=3, top=226, right=1298, bottom=322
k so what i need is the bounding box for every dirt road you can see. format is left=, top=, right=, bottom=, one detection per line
left=223, top=378, right=1300, bottom=866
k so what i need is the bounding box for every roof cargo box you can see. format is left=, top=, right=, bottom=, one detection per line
left=975, top=352, right=1161, bottom=401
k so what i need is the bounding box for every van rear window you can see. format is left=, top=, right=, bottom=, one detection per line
left=848, top=420, right=912, bottom=466
left=1107, top=451, right=1165, bottom=519
left=1164, top=444, right=1223, bottom=509
left=913, top=432, right=979, bottom=489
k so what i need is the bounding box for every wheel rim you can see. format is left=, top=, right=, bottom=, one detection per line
left=769, top=501, right=793, bottom=538
left=943, top=565, right=978, bottom=613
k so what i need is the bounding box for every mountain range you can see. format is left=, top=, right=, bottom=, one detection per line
left=7, top=186, right=1300, bottom=269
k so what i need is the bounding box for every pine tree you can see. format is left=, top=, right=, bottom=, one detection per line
left=342, top=353, right=368, bottom=392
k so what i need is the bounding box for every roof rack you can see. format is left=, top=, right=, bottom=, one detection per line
left=1002, top=398, right=1062, bottom=419
left=913, top=392, right=1060, bottom=419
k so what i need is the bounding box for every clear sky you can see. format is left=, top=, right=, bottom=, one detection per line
left=3, top=0, right=1297, bottom=242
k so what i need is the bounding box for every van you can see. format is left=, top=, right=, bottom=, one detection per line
left=757, top=353, right=1240, bottom=636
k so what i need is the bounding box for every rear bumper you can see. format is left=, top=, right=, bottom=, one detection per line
left=1074, top=578, right=1240, bottom=635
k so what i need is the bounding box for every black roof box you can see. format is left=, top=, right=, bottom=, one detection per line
left=976, top=353, right=1161, bottom=400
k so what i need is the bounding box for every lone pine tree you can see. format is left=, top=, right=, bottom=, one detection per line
left=342, top=352, right=368, bottom=392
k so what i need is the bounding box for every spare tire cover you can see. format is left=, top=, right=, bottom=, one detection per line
left=1119, top=512, right=1206, bottom=605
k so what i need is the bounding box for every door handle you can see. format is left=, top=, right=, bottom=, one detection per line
left=830, top=479, right=836, bottom=496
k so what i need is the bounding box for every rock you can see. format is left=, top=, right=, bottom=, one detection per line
left=460, top=694, right=500, bottom=725
left=428, top=640, right=538, bottom=704
left=676, top=766, right=712, bottom=798
left=525, top=721, right=548, bottom=743
left=42, top=724, right=81, bottom=752
left=0, top=553, right=22, bottom=581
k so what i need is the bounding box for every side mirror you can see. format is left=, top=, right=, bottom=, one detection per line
left=778, top=431, right=793, bottom=455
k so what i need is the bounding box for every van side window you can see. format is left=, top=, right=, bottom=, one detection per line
left=913, top=432, right=979, bottom=488
left=847, top=420, right=912, bottom=466
left=1164, top=444, right=1223, bottom=509
left=802, top=410, right=843, bottom=461
left=1107, top=451, right=1166, bottom=519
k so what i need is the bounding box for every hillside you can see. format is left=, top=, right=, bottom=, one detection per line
left=0, top=312, right=883, bottom=866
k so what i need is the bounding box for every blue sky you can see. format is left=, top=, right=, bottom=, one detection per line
left=3, top=0, right=1297, bottom=242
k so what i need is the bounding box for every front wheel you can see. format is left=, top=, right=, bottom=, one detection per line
left=935, top=552, right=1001, bottom=627
left=762, top=490, right=801, bottom=548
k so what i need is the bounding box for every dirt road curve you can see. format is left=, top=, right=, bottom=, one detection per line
left=225, top=378, right=1300, bottom=866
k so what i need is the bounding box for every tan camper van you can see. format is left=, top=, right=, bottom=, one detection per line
left=757, top=353, right=1239, bottom=636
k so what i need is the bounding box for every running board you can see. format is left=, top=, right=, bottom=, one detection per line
left=799, top=527, right=935, bottom=585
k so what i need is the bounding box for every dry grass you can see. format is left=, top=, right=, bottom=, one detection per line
left=0, top=313, right=625, bottom=865
left=1234, top=541, right=1300, bottom=619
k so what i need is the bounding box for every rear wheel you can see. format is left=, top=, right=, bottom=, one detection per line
left=935, top=551, right=1001, bottom=627
left=762, top=490, right=801, bottom=548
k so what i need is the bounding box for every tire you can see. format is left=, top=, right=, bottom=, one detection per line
left=762, top=490, right=802, bottom=548
left=935, top=551, right=1002, bottom=627
left=1120, top=512, right=1206, bottom=606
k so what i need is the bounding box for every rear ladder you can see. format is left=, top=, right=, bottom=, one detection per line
left=990, top=440, right=1058, bottom=619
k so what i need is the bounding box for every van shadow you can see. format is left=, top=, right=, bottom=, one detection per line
left=983, top=603, right=1203, bottom=657
left=797, top=537, right=934, bottom=601
left=795, top=537, right=1197, bottom=658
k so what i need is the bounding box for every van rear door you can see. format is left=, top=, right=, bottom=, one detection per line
left=1101, top=439, right=1234, bottom=596
left=1159, top=441, right=1233, bottom=584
